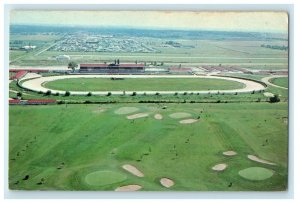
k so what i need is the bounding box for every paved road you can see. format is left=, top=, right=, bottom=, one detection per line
left=34, top=41, right=61, bottom=56
left=68, top=54, right=287, bottom=60
left=261, top=75, right=288, bottom=90
left=20, top=74, right=266, bottom=96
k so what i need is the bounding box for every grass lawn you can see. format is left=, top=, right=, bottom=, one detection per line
left=270, top=77, right=288, bottom=88
left=9, top=50, right=28, bottom=61
left=9, top=102, right=288, bottom=191
left=43, top=78, right=245, bottom=92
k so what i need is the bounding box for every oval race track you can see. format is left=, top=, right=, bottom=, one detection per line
left=261, top=75, right=288, bottom=90
left=20, top=74, right=266, bottom=95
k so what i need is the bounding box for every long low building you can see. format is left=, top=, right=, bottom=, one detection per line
left=9, top=99, right=57, bottom=105
left=79, top=63, right=145, bottom=74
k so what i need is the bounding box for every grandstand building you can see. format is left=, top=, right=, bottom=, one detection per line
left=79, top=63, right=145, bottom=74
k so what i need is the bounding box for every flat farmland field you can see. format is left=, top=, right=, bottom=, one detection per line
left=43, top=78, right=245, bottom=91
left=9, top=103, right=288, bottom=191
left=10, top=34, right=61, bottom=41
left=9, top=35, right=288, bottom=69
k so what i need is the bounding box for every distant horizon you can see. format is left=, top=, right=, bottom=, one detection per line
left=10, top=11, right=288, bottom=34
left=10, top=23, right=287, bottom=35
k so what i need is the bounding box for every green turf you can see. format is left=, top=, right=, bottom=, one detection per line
left=85, top=171, right=127, bottom=186
left=270, top=77, right=288, bottom=88
left=238, top=167, right=274, bottom=181
left=114, top=107, right=140, bottom=115
left=43, top=78, right=245, bottom=92
left=169, top=112, right=192, bottom=119
left=9, top=102, right=288, bottom=191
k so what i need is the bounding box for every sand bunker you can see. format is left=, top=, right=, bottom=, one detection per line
left=212, top=163, right=227, bottom=171
left=263, top=92, right=274, bottom=97
left=154, top=114, right=163, bottom=120
left=179, top=119, right=198, bottom=124
left=223, top=151, right=237, bottom=156
left=247, top=155, right=276, bottom=165
left=239, top=167, right=274, bottom=181
left=160, top=178, right=175, bottom=188
left=115, top=184, right=142, bottom=192
left=114, top=107, right=139, bottom=115
left=122, top=164, right=144, bottom=177
left=127, top=113, right=149, bottom=120
left=169, top=112, right=192, bottom=119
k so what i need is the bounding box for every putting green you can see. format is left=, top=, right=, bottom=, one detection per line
left=169, top=112, right=192, bottom=119
left=85, top=171, right=127, bottom=186
left=238, top=167, right=274, bottom=181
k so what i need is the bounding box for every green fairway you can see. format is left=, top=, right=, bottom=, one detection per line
left=238, top=167, right=274, bottom=181
left=43, top=78, right=245, bottom=91
left=9, top=103, right=288, bottom=191
left=270, top=77, right=288, bottom=88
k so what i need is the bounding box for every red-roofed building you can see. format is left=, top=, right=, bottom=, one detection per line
left=10, top=70, right=28, bottom=80
left=79, top=63, right=145, bottom=74
left=27, top=99, right=56, bottom=104
left=9, top=69, right=49, bottom=73
left=9, top=99, right=56, bottom=105
left=9, top=99, right=21, bottom=104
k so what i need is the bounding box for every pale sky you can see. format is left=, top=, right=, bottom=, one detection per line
left=10, top=11, right=288, bottom=33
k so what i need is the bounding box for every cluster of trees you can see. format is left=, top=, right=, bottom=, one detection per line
left=68, top=62, right=78, bottom=72
left=149, top=61, right=164, bottom=66
left=261, top=44, right=288, bottom=51
left=41, top=90, right=71, bottom=96
left=114, top=59, right=120, bottom=64
left=269, top=94, right=280, bottom=103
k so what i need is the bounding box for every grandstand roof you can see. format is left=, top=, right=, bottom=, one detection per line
left=9, top=69, right=49, bottom=73
left=27, top=99, right=56, bottom=103
left=80, top=63, right=145, bottom=68
left=10, top=70, right=28, bottom=80
left=9, top=99, right=21, bottom=104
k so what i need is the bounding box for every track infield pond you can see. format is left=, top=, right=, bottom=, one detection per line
left=43, top=78, right=245, bottom=91
left=9, top=103, right=288, bottom=191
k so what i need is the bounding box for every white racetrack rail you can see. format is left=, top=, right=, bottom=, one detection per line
left=20, top=74, right=266, bottom=96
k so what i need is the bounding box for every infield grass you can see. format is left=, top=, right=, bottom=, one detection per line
left=43, top=78, right=245, bottom=92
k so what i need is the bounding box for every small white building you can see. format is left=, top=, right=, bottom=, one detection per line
left=22, top=45, right=37, bottom=50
